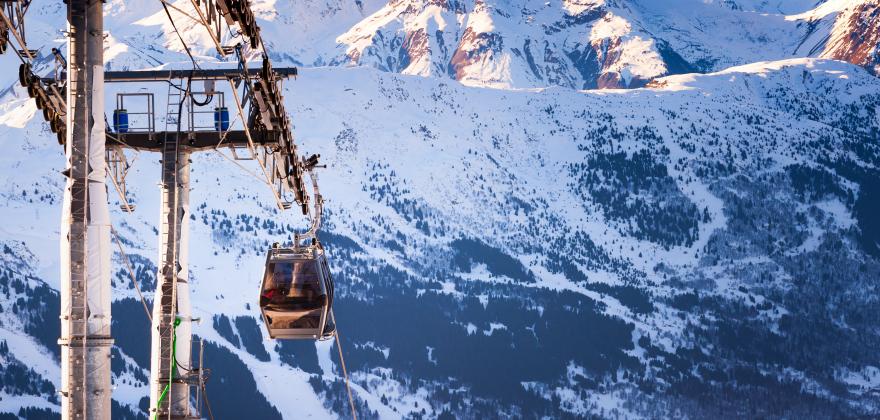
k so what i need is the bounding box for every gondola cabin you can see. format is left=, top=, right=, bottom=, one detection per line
left=259, top=245, right=335, bottom=340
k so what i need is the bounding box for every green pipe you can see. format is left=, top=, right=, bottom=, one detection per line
left=152, top=317, right=181, bottom=420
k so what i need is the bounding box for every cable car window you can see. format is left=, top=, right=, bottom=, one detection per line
left=259, top=246, right=335, bottom=340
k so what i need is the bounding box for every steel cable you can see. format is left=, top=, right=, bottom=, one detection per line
left=330, top=310, right=358, bottom=420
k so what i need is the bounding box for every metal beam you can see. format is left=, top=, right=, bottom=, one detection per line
left=107, top=130, right=276, bottom=151
left=103, top=66, right=298, bottom=83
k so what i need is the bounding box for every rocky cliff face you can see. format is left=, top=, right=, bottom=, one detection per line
left=821, top=1, right=880, bottom=75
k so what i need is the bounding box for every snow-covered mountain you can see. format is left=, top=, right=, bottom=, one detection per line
left=1, top=1, right=879, bottom=419
left=263, top=0, right=880, bottom=88
left=43, top=0, right=877, bottom=90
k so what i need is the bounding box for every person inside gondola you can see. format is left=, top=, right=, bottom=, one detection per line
left=260, top=262, right=293, bottom=307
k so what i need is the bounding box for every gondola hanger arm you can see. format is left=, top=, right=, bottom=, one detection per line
left=294, top=159, right=324, bottom=248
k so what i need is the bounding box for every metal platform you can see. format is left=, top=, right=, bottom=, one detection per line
left=106, top=130, right=274, bottom=151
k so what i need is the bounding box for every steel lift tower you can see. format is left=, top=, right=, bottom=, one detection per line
left=4, top=1, right=339, bottom=418
left=58, top=1, right=113, bottom=419
left=103, top=63, right=304, bottom=418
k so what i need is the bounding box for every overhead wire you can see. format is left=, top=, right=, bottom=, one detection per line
left=201, top=383, right=215, bottom=420
left=331, top=310, right=358, bottom=420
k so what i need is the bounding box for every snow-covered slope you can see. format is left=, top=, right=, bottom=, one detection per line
left=0, top=0, right=879, bottom=419
left=1, top=55, right=879, bottom=418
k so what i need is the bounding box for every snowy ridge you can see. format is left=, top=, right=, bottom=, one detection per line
left=302, top=0, right=880, bottom=88
left=3, top=1, right=878, bottom=90
left=0, top=55, right=879, bottom=417
left=0, top=0, right=878, bottom=418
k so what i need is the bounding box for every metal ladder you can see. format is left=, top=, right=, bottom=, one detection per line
left=164, top=81, right=186, bottom=132
left=155, top=80, right=184, bottom=419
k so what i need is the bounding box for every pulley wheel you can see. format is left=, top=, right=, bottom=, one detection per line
left=19, top=63, right=29, bottom=87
